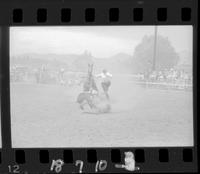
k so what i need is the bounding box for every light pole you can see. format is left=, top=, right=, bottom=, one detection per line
left=152, top=25, right=158, bottom=71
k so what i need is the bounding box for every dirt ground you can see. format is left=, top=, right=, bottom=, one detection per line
left=10, top=77, right=193, bottom=147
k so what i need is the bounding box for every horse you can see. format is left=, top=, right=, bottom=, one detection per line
left=77, top=92, right=111, bottom=114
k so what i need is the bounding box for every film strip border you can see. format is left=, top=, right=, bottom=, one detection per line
left=0, top=0, right=198, bottom=173
left=0, top=148, right=198, bottom=173
left=0, top=0, right=198, bottom=25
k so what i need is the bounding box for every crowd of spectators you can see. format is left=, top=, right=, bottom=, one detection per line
left=10, top=65, right=83, bottom=86
left=136, top=68, right=192, bottom=90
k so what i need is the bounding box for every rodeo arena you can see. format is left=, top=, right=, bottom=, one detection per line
left=9, top=26, right=193, bottom=148
left=10, top=63, right=193, bottom=115
left=10, top=59, right=193, bottom=147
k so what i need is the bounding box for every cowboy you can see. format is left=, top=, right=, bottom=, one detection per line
left=96, top=69, right=112, bottom=99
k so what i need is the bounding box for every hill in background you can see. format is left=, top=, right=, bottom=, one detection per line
left=10, top=49, right=192, bottom=74
left=10, top=52, right=133, bottom=74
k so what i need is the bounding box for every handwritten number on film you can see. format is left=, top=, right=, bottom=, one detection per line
left=95, top=160, right=107, bottom=172
left=50, top=159, right=64, bottom=173
left=75, top=160, right=107, bottom=173
left=7, top=152, right=138, bottom=173
left=75, top=160, right=84, bottom=173
left=8, top=165, right=20, bottom=173
left=50, top=159, right=108, bottom=173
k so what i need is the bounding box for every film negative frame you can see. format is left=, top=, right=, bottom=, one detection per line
left=0, top=0, right=198, bottom=173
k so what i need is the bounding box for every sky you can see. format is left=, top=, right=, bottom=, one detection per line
left=10, top=26, right=193, bottom=58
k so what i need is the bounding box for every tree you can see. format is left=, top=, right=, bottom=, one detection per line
left=132, top=35, right=179, bottom=73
